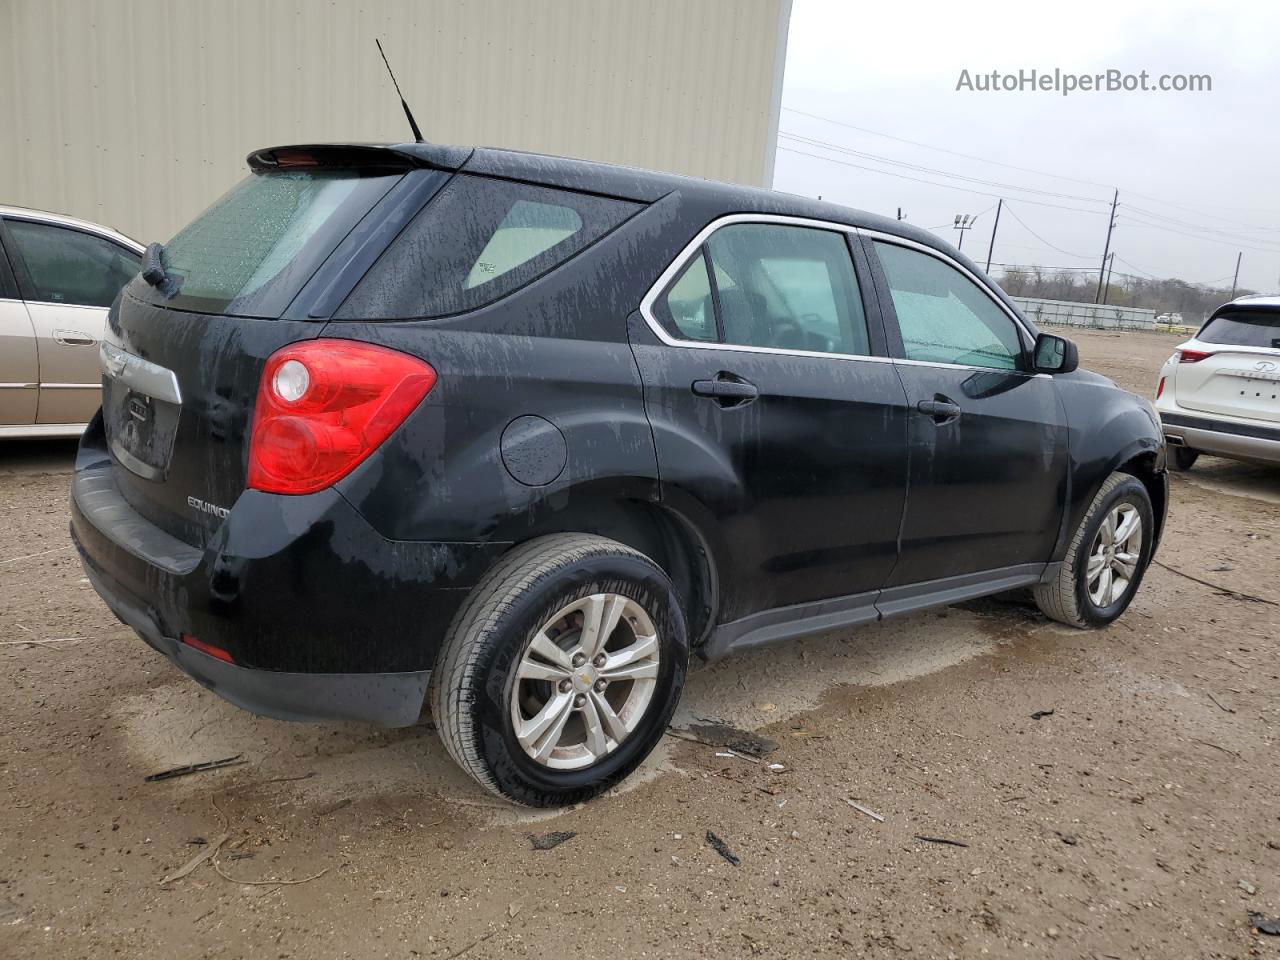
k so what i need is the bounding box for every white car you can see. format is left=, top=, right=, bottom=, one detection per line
left=0, top=205, right=143, bottom=438
left=1155, top=295, right=1280, bottom=469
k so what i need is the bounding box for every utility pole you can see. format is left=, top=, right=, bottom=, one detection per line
left=1230, top=251, right=1242, bottom=299
left=897, top=207, right=905, bottom=221
left=984, top=199, right=1003, bottom=273
left=1094, top=188, right=1119, bottom=304
left=954, top=213, right=978, bottom=251
left=1100, top=252, right=1116, bottom=304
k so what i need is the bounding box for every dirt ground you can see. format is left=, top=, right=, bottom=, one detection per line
left=3, top=328, right=1278, bottom=959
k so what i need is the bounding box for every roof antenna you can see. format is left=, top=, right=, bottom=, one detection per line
left=375, top=38, right=424, bottom=143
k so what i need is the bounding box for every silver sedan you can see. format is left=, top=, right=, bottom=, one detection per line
left=1, top=205, right=143, bottom=438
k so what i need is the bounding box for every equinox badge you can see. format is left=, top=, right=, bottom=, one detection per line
left=187, top=496, right=230, bottom=520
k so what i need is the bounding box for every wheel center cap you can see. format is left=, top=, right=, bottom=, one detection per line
left=572, top=666, right=598, bottom=692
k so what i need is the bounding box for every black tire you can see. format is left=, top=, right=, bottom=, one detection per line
left=1170, top=446, right=1199, bottom=471
left=429, top=534, right=688, bottom=807
left=1033, top=472, right=1154, bottom=629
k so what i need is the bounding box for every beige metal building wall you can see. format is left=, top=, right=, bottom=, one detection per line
left=0, top=0, right=790, bottom=245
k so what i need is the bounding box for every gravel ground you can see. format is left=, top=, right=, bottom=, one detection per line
left=2, top=327, right=1278, bottom=959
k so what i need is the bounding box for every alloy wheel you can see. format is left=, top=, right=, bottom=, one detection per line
left=1086, top=503, right=1143, bottom=607
left=509, top=593, right=661, bottom=770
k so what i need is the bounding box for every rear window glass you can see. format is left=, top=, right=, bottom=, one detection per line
left=147, top=170, right=401, bottom=317
left=1199, top=310, right=1280, bottom=348
left=337, top=175, right=639, bottom=319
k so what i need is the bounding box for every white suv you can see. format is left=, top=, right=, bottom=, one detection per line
left=1155, top=295, right=1280, bottom=469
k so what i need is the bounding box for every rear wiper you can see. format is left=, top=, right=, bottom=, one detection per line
left=141, top=242, right=168, bottom=287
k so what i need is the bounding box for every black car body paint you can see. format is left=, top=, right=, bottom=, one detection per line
left=72, top=141, right=1167, bottom=728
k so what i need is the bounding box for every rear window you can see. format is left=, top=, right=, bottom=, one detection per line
left=337, top=174, right=639, bottom=319
left=146, top=170, right=401, bottom=317
left=1199, top=309, right=1280, bottom=349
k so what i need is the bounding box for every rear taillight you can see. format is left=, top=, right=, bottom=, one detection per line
left=1178, top=349, right=1214, bottom=363
left=247, top=340, right=437, bottom=495
left=1155, top=377, right=1166, bottom=399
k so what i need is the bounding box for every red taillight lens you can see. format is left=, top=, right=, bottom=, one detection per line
left=1155, top=376, right=1166, bottom=400
left=247, top=340, right=437, bottom=495
left=1178, top=349, right=1214, bottom=363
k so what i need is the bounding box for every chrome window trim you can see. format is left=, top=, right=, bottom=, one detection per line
left=0, top=383, right=38, bottom=389
left=19, top=300, right=106, bottom=312
left=0, top=212, right=145, bottom=256
left=40, top=382, right=101, bottom=389
left=637, top=213, right=1046, bottom=377
left=637, top=213, right=883, bottom=364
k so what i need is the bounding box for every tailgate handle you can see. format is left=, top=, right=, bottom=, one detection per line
left=916, top=396, right=962, bottom=423
left=99, top=340, right=183, bottom=404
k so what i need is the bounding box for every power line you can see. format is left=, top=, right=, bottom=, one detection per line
left=1117, top=214, right=1280, bottom=254
left=778, top=131, right=1109, bottom=205
left=1001, top=203, right=1096, bottom=259
left=782, top=105, right=1280, bottom=229
left=777, top=146, right=1109, bottom=214
left=781, top=106, right=1116, bottom=192
left=1120, top=188, right=1280, bottom=232
left=1120, top=203, right=1280, bottom=248
left=778, top=125, right=1279, bottom=286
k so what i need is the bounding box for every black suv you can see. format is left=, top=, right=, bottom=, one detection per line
left=72, top=142, right=1167, bottom=806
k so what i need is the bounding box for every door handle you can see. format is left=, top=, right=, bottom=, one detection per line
left=53, top=329, right=96, bottom=346
left=916, top=396, right=962, bottom=423
left=692, top=373, right=758, bottom=407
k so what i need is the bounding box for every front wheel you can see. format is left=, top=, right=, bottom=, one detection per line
left=429, top=534, right=688, bottom=807
left=1034, top=472, right=1154, bottom=628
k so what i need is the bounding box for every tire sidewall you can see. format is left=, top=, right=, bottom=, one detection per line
left=472, top=552, right=688, bottom=806
left=1171, top=446, right=1199, bottom=471
left=1074, top=477, right=1154, bottom=626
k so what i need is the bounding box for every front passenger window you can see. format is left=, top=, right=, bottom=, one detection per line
left=6, top=219, right=139, bottom=308
left=873, top=241, right=1023, bottom=370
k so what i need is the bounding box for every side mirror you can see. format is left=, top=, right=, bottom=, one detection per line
left=1033, top=333, right=1078, bottom=374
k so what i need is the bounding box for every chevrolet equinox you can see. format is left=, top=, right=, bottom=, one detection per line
left=72, top=141, right=1167, bottom=806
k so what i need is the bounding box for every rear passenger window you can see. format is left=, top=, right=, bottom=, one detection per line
left=653, top=223, right=870, bottom=356
left=657, top=250, right=717, bottom=341
left=707, top=225, right=868, bottom=356
left=339, top=175, right=638, bottom=319
left=873, top=241, right=1024, bottom=370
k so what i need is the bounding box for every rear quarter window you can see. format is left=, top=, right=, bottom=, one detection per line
left=337, top=175, right=639, bottom=319
left=1199, top=310, right=1280, bottom=348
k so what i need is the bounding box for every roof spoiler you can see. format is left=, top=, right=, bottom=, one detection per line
left=246, top=142, right=473, bottom=173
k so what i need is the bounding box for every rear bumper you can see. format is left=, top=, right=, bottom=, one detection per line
left=82, top=562, right=429, bottom=726
left=70, top=414, right=508, bottom=726
left=1159, top=411, right=1280, bottom=466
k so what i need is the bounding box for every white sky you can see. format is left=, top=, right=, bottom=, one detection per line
left=775, top=0, right=1280, bottom=292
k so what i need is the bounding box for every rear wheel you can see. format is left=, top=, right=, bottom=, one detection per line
left=429, top=534, right=688, bottom=807
left=1034, top=472, right=1154, bottom=628
left=1170, top=446, right=1199, bottom=471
